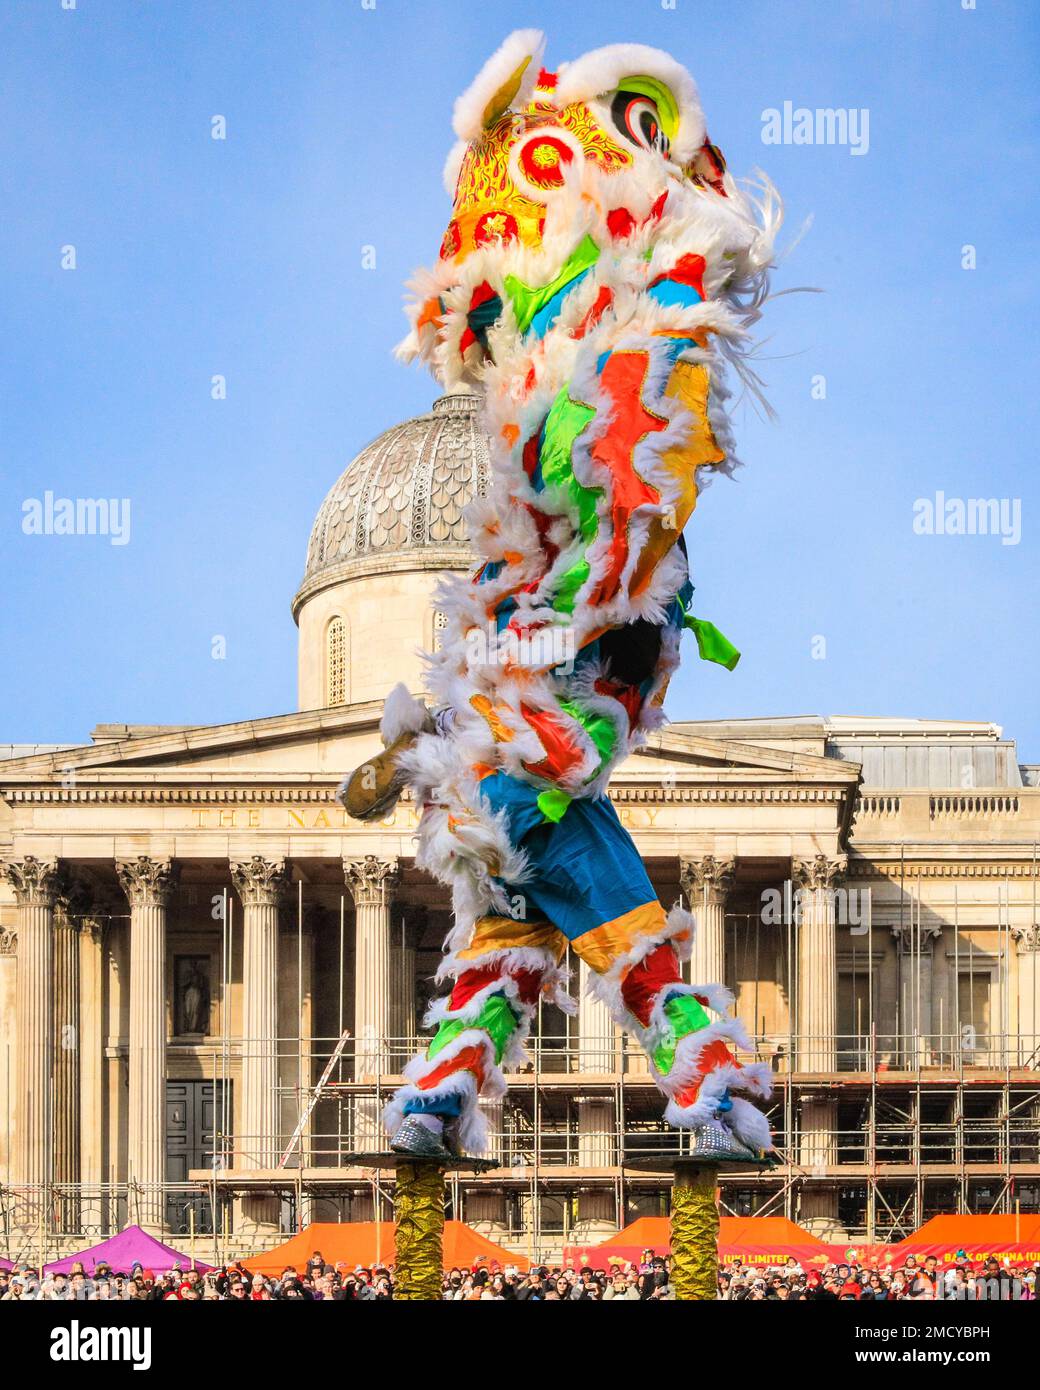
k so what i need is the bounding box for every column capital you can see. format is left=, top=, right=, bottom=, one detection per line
left=116, top=856, right=178, bottom=908
left=54, top=879, right=93, bottom=931
left=344, top=855, right=399, bottom=907
left=793, top=853, right=847, bottom=891
left=680, top=854, right=736, bottom=903
left=231, top=855, right=289, bottom=908
left=1013, top=922, right=1040, bottom=953
left=3, top=855, right=62, bottom=906
left=891, top=922, right=942, bottom=954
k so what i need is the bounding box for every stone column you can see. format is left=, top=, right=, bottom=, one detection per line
left=0, top=928, right=16, bottom=1188
left=792, top=855, right=845, bottom=1234
left=345, top=856, right=398, bottom=1149
left=344, top=856, right=399, bottom=1079
left=232, top=856, right=287, bottom=1234
left=892, top=922, right=941, bottom=1065
left=1013, top=922, right=1040, bottom=1066
left=797, top=1090, right=843, bottom=1241
left=117, top=856, right=177, bottom=1232
left=231, top=857, right=287, bottom=1169
left=575, top=963, right=617, bottom=1240
left=79, top=912, right=106, bottom=1234
left=388, top=910, right=418, bottom=1068
left=793, top=854, right=846, bottom=1072
left=53, top=883, right=88, bottom=1227
left=680, top=855, right=735, bottom=988
left=3, top=857, right=61, bottom=1216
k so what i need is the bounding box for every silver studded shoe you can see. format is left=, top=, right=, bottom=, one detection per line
left=687, top=1118, right=772, bottom=1165
left=389, top=1115, right=453, bottom=1161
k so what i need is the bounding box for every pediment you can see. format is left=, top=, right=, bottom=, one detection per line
left=0, top=702, right=860, bottom=791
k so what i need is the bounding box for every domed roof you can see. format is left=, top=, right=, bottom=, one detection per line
left=300, top=392, right=490, bottom=589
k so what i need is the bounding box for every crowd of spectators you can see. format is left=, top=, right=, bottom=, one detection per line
left=1, top=1247, right=1036, bottom=1300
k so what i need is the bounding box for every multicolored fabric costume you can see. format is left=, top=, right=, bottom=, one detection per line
left=372, top=31, right=779, bottom=1156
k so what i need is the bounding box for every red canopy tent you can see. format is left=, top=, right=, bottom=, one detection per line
left=564, top=1215, right=832, bottom=1269
left=243, top=1221, right=530, bottom=1276
left=842, top=1214, right=1040, bottom=1267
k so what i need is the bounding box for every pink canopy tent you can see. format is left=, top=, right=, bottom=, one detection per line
left=44, top=1224, right=210, bottom=1275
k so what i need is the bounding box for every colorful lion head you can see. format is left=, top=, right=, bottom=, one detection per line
left=399, top=31, right=776, bottom=388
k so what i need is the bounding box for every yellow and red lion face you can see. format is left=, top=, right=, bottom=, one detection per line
left=438, top=31, right=729, bottom=264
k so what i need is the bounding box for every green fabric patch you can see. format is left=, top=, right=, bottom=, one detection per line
left=504, top=234, right=601, bottom=333
left=539, top=386, right=600, bottom=615
left=559, top=699, right=618, bottom=769
left=652, top=992, right=713, bottom=1075
left=537, top=787, right=572, bottom=823
left=683, top=613, right=741, bottom=671
left=426, top=992, right=520, bottom=1067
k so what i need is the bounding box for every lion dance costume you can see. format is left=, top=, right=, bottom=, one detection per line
left=341, top=31, right=780, bottom=1163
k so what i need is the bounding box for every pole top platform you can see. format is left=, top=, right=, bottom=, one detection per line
left=339, top=1151, right=498, bottom=1173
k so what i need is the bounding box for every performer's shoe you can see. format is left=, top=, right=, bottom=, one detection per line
left=337, top=730, right=422, bottom=823
left=389, top=1116, right=453, bottom=1162
left=686, top=1118, right=775, bottom=1167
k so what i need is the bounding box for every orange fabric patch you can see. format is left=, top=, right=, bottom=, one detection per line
left=470, top=693, right=515, bottom=743
left=457, top=915, right=567, bottom=964
left=572, top=900, right=670, bottom=975
left=630, top=360, right=723, bottom=596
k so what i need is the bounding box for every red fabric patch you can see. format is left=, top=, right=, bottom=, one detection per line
left=449, top=965, right=503, bottom=1011
left=449, top=964, right=544, bottom=1011
left=647, top=190, right=668, bottom=223
left=475, top=211, right=519, bottom=246
left=607, top=207, right=637, bottom=240
left=672, top=1042, right=738, bottom=1109
left=649, top=252, right=707, bottom=302
left=586, top=351, right=666, bottom=604
left=418, top=1045, right=487, bottom=1092
left=594, top=675, right=644, bottom=734
left=620, top=943, right=683, bottom=1026
left=520, top=701, right=586, bottom=782
left=536, top=68, right=557, bottom=90
left=573, top=286, right=614, bottom=340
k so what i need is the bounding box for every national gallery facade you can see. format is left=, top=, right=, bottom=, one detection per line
left=3, top=391, right=1039, bottom=1258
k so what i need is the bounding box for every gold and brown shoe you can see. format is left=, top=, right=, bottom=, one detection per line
left=337, top=730, right=420, bottom=823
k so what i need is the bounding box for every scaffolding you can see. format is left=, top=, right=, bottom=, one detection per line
left=3, top=870, right=1039, bottom=1265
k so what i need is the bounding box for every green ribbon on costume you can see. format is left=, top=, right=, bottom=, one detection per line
left=683, top=613, right=740, bottom=671
left=537, top=787, right=572, bottom=823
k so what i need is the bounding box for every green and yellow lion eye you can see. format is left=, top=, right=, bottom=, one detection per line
left=611, top=89, right=669, bottom=154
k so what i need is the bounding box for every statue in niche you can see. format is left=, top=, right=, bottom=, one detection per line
left=175, top=956, right=210, bottom=1036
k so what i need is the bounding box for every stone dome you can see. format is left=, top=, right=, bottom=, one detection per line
left=293, top=391, right=491, bottom=711
left=299, top=391, right=489, bottom=589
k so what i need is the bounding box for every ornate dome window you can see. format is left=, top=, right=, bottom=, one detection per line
left=326, top=616, right=348, bottom=706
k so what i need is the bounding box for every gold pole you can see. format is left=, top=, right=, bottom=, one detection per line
left=393, top=1162, right=444, bottom=1301
left=671, top=1162, right=719, bottom=1300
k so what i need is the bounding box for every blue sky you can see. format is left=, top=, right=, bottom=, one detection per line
left=2, top=0, right=1038, bottom=757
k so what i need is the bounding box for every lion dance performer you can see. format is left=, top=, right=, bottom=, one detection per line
left=340, top=31, right=780, bottom=1164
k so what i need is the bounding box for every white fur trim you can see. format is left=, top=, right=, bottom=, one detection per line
left=452, top=29, right=546, bottom=142
left=384, top=1071, right=492, bottom=1154
left=442, top=139, right=467, bottom=198
left=551, top=44, right=705, bottom=163
left=379, top=682, right=430, bottom=746
left=582, top=902, right=696, bottom=1025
